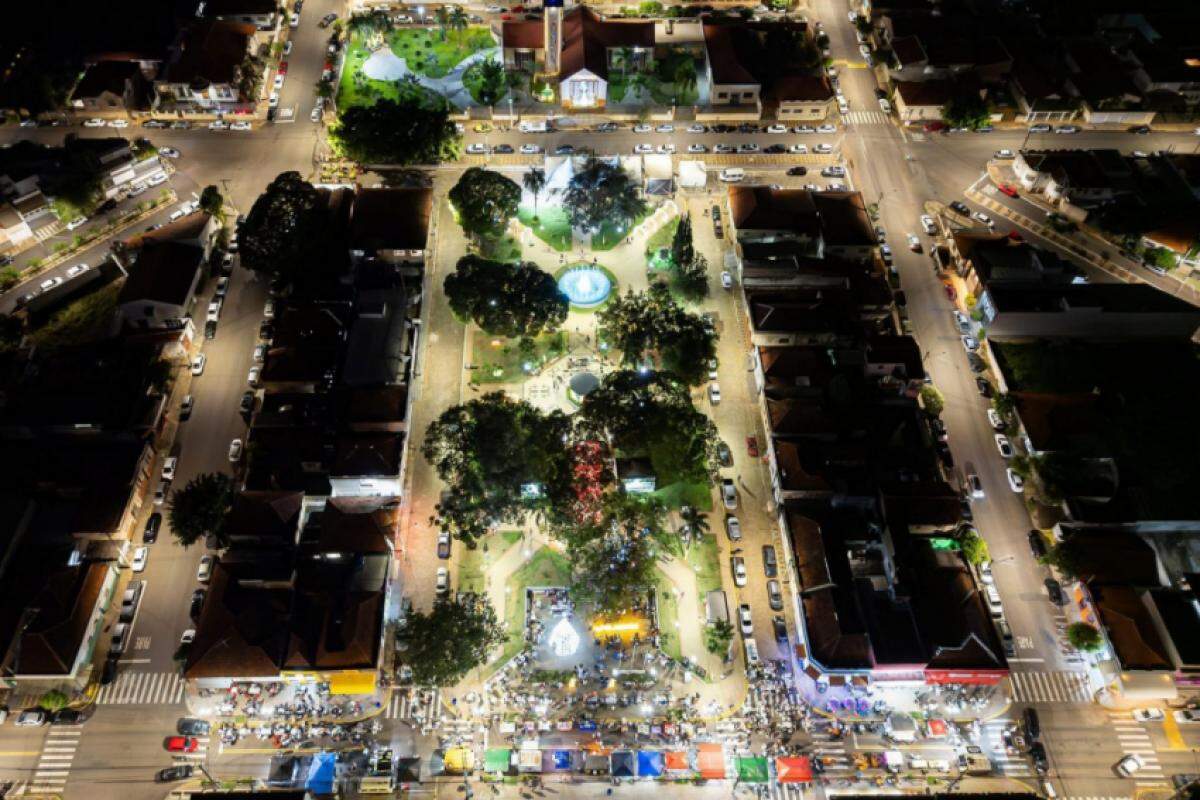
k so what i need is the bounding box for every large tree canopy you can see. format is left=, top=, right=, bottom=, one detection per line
left=448, top=168, right=522, bottom=240
left=333, top=97, right=461, bottom=164
left=238, top=172, right=332, bottom=284
left=561, top=158, right=646, bottom=234
left=397, top=595, right=505, bottom=685
left=941, top=92, right=991, bottom=130
left=444, top=255, right=568, bottom=338
left=168, top=473, right=234, bottom=548
left=598, top=284, right=717, bottom=385
left=423, top=392, right=573, bottom=545
left=578, top=370, right=719, bottom=485
left=565, top=494, right=669, bottom=614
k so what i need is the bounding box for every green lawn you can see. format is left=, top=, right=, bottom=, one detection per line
left=687, top=532, right=722, bottom=596
left=30, top=283, right=119, bottom=351
left=495, top=547, right=572, bottom=667
left=458, top=529, right=523, bottom=594
left=390, top=27, right=494, bottom=79
left=645, top=216, right=679, bottom=268
left=592, top=207, right=649, bottom=251
left=653, top=481, right=713, bottom=512
left=653, top=573, right=682, bottom=660
left=518, top=206, right=573, bottom=251
left=471, top=329, right=567, bottom=384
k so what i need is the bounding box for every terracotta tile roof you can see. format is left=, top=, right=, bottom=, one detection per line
left=729, top=187, right=819, bottom=232
left=164, top=20, right=255, bottom=87
left=767, top=74, right=834, bottom=103
left=71, top=61, right=144, bottom=100
left=502, top=19, right=544, bottom=49
left=560, top=8, right=654, bottom=80
left=893, top=79, right=953, bottom=108
left=703, top=25, right=756, bottom=85
left=117, top=240, right=205, bottom=307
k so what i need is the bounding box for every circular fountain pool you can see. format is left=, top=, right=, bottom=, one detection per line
left=557, top=266, right=613, bottom=308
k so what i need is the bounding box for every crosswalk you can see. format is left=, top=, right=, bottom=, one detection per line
left=29, top=727, right=81, bottom=795
left=96, top=671, right=186, bottom=705
left=843, top=110, right=890, bottom=125
left=385, top=687, right=441, bottom=721
left=1110, top=713, right=1164, bottom=782
left=1009, top=670, right=1092, bottom=703
left=982, top=720, right=1030, bottom=776
left=767, top=781, right=805, bottom=800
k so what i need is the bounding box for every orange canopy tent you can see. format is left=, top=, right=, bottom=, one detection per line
left=697, top=743, right=725, bottom=779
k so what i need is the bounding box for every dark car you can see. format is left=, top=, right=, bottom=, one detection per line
left=1028, top=530, right=1048, bottom=559
left=144, top=512, right=162, bottom=544
left=959, top=496, right=974, bottom=522
left=156, top=765, right=194, bottom=783
left=100, top=654, right=119, bottom=685
left=239, top=391, right=256, bottom=416
left=494, top=144, right=514, bottom=154
left=204, top=320, right=217, bottom=340
left=189, top=588, right=207, bottom=620
left=762, top=545, right=778, bottom=578
left=177, top=717, right=211, bottom=736
left=1028, top=742, right=1048, bottom=774
left=50, top=708, right=90, bottom=725
left=772, top=615, right=788, bottom=643
left=967, top=353, right=987, bottom=373
left=949, top=200, right=971, bottom=216
left=716, top=441, right=733, bottom=467
left=1044, top=578, right=1065, bottom=606
left=766, top=580, right=783, bottom=611
left=786, top=166, right=807, bottom=176
left=259, top=320, right=275, bottom=341
left=976, top=377, right=993, bottom=398
left=1129, top=125, right=1150, bottom=135
left=96, top=199, right=118, bottom=214
left=764, top=144, right=786, bottom=154
left=1023, top=707, right=1041, bottom=740
left=894, top=289, right=907, bottom=307
left=554, top=144, right=575, bottom=155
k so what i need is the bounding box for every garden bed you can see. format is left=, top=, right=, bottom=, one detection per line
left=517, top=206, right=573, bottom=251
left=471, top=329, right=567, bottom=384
left=458, top=529, right=523, bottom=594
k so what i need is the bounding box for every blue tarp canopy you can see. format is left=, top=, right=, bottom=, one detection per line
left=611, top=750, right=635, bottom=777
left=305, top=752, right=336, bottom=794
left=636, top=751, right=664, bottom=777
left=542, top=750, right=574, bottom=771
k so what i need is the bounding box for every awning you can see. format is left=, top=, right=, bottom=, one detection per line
left=926, top=718, right=948, bottom=738
left=697, top=743, right=725, bottom=779
left=774, top=756, right=812, bottom=783
left=485, top=749, right=513, bottom=774
left=445, top=747, right=475, bottom=774
left=736, top=756, right=768, bottom=783
left=584, top=753, right=611, bottom=774
left=518, top=746, right=542, bottom=773
left=636, top=750, right=664, bottom=777
left=612, top=750, right=635, bottom=778
left=1116, top=670, right=1179, bottom=701
left=328, top=670, right=377, bottom=695
left=305, top=752, right=336, bottom=794
left=542, top=749, right=574, bottom=771
left=664, top=751, right=690, bottom=772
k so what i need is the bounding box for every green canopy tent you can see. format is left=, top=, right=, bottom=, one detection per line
left=736, top=756, right=769, bottom=784
left=485, top=748, right=513, bottom=775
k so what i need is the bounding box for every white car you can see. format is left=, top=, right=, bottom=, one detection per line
left=284, top=40, right=293, bottom=55
left=228, top=438, right=244, bottom=462
left=655, top=124, right=674, bottom=133
left=985, top=585, right=1003, bottom=616
left=632, top=123, right=652, bottom=133
left=993, top=149, right=1015, bottom=159
left=794, top=125, right=815, bottom=134
left=290, top=12, right=300, bottom=26
left=1132, top=708, right=1165, bottom=722
left=817, top=124, right=837, bottom=134
left=268, top=92, right=280, bottom=108
left=788, top=144, right=808, bottom=154
left=465, top=143, right=488, bottom=154
left=721, top=271, right=734, bottom=289
left=159, top=147, right=180, bottom=159
left=1173, top=709, right=1200, bottom=724
left=731, top=556, right=747, bottom=587
left=921, top=214, right=937, bottom=234
left=737, top=603, right=753, bottom=636
left=147, top=173, right=168, bottom=187
left=967, top=472, right=984, bottom=499
left=209, top=119, right=229, bottom=130
left=83, top=118, right=106, bottom=128
left=962, top=335, right=979, bottom=352
left=519, top=144, right=542, bottom=154
left=633, top=143, right=653, bottom=154
left=972, top=211, right=994, bottom=227
left=1055, top=125, right=1080, bottom=134
left=132, top=546, right=148, bottom=573
left=40, top=276, right=63, bottom=291
left=687, top=144, right=707, bottom=153
left=1006, top=468, right=1025, bottom=493
left=708, top=383, right=721, bottom=404
left=230, top=121, right=252, bottom=131
left=977, top=559, right=994, bottom=585
left=954, top=309, right=971, bottom=334
left=162, top=456, right=178, bottom=482
left=216, top=277, right=229, bottom=297
left=436, top=566, right=449, bottom=595
left=995, top=434, right=1013, bottom=458
left=725, top=515, right=742, bottom=541
left=813, top=143, right=833, bottom=154
left=987, top=408, right=1004, bottom=430
left=311, top=106, right=323, bottom=123
left=858, top=43, right=871, bottom=58
left=906, top=233, right=921, bottom=251
left=197, top=555, right=214, bottom=582
left=687, top=124, right=706, bottom=133
left=109, top=118, right=130, bottom=128
left=737, top=143, right=759, bottom=153
left=247, top=365, right=261, bottom=386
left=1116, top=754, right=1144, bottom=777
left=714, top=143, right=735, bottom=154
left=721, top=479, right=737, bottom=510
left=180, top=629, right=196, bottom=645
left=191, top=354, right=206, bottom=375
left=274, top=74, right=285, bottom=91
left=65, top=263, right=89, bottom=279
left=766, top=124, right=788, bottom=134
left=656, top=143, right=675, bottom=154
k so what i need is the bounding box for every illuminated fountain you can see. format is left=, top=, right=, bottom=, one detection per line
left=557, top=265, right=613, bottom=309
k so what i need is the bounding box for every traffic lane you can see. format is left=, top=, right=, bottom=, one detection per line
left=283, top=0, right=343, bottom=121
left=69, top=704, right=201, bottom=800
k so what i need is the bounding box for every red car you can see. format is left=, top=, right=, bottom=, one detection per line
left=746, top=436, right=759, bottom=457
left=1007, top=230, right=1024, bottom=242
left=164, top=736, right=198, bottom=753
left=944, top=283, right=957, bottom=301
left=278, top=61, right=288, bottom=75
left=501, top=13, right=512, bottom=20
left=998, top=183, right=1019, bottom=198
left=923, top=121, right=946, bottom=132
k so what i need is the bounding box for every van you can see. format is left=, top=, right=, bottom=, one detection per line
left=518, top=120, right=548, bottom=133
left=744, top=639, right=760, bottom=666
left=718, top=168, right=745, bottom=183
left=111, top=623, right=131, bottom=654
left=985, top=585, right=1003, bottom=618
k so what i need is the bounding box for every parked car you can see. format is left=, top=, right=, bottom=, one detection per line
left=161, top=456, right=178, bottom=482
left=1174, top=709, right=1200, bottom=723
left=190, top=588, right=206, bottom=620
left=144, top=512, right=162, bottom=544
left=436, top=566, right=449, bottom=595
left=1044, top=578, right=1065, bottom=606
left=762, top=545, right=777, bottom=578
left=180, top=395, right=194, bottom=419
left=985, top=586, right=1003, bottom=617
left=766, top=580, right=783, bottom=611
left=15, top=709, right=47, bottom=727
left=994, top=434, right=1013, bottom=458
left=111, top=622, right=131, bottom=654
left=1132, top=708, right=1165, bottom=722
left=949, top=201, right=970, bottom=216
left=967, top=472, right=984, bottom=499
left=961, top=335, right=979, bottom=352
left=1028, top=530, right=1047, bottom=559
left=50, top=708, right=89, bottom=725
left=156, top=765, right=195, bottom=783
left=1007, top=468, right=1025, bottom=493
left=716, top=441, right=733, bottom=467
left=737, top=603, right=753, bottom=636
left=725, top=515, right=742, bottom=541
left=228, top=438, right=244, bottom=462
left=708, top=383, right=721, bottom=404
left=731, top=556, right=747, bottom=587
left=164, top=736, right=199, bottom=753
left=197, top=555, right=215, bottom=582
left=977, top=559, right=993, bottom=585
left=972, top=211, right=994, bottom=228
left=132, top=546, right=149, bottom=572
left=721, top=478, right=737, bottom=510
left=921, top=214, right=937, bottom=234
left=437, top=532, right=451, bottom=559
left=239, top=391, right=256, bottom=416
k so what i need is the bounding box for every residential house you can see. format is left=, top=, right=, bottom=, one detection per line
left=0, top=204, right=33, bottom=255
left=69, top=61, right=152, bottom=115
left=1009, top=59, right=1080, bottom=123
left=892, top=79, right=952, bottom=122
left=1012, top=149, right=1135, bottom=212
left=348, top=188, right=433, bottom=267
left=980, top=284, right=1200, bottom=342
left=117, top=212, right=219, bottom=331
left=768, top=75, right=835, bottom=122
left=948, top=233, right=1083, bottom=302
left=728, top=188, right=876, bottom=266
left=199, top=0, right=280, bottom=32
left=154, top=20, right=258, bottom=112
left=330, top=434, right=403, bottom=498
left=1065, top=39, right=1156, bottom=126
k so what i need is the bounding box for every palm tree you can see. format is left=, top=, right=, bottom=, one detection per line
left=434, top=5, right=451, bottom=41
left=673, top=59, right=697, bottom=104
left=678, top=505, right=710, bottom=554
left=523, top=167, right=547, bottom=221
left=448, top=6, right=470, bottom=41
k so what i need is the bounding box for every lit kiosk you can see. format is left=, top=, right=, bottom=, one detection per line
left=544, top=0, right=563, bottom=77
